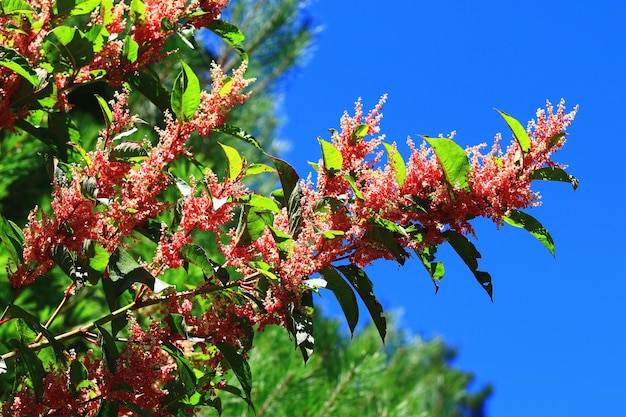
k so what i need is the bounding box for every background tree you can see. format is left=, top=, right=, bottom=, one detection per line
left=220, top=314, right=491, bottom=417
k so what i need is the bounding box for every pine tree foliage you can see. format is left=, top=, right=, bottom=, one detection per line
left=219, top=315, right=491, bottom=417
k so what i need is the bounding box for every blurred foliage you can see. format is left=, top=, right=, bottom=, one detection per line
left=218, top=314, right=491, bottom=417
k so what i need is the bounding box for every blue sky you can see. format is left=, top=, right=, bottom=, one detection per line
left=277, top=1, right=626, bottom=416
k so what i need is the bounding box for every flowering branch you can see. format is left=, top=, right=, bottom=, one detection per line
left=0, top=0, right=578, bottom=415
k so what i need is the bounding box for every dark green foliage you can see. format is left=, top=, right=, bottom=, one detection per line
left=219, top=314, right=491, bottom=417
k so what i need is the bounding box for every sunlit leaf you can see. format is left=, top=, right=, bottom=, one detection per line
left=319, top=138, right=343, bottom=176
left=171, top=60, right=201, bottom=122
left=218, top=142, right=244, bottom=180
left=423, top=136, right=471, bottom=191
left=42, top=26, right=94, bottom=71
left=0, top=46, right=39, bottom=86
left=531, top=167, right=579, bottom=191
left=383, top=142, right=407, bottom=186
left=496, top=109, right=531, bottom=153
left=208, top=20, right=248, bottom=62
left=503, top=209, right=555, bottom=256
left=350, top=123, right=369, bottom=144
left=213, top=124, right=264, bottom=151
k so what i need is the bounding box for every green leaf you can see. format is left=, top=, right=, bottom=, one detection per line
left=125, top=67, right=171, bottom=112
left=9, top=305, right=66, bottom=361
left=94, top=399, right=119, bottom=417
left=70, top=0, right=100, bottom=15
left=69, top=361, right=88, bottom=391
left=530, top=167, right=579, bottom=191
left=344, top=174, right=364, bottom=200
left=337, top=265, right=386, bottom=342
left=42, top=26, right=94, bottom=71
left=383, top=143, right=407, bottom=186
left=129, top=0, right=145, bottom=25
left=287, top=184, right=303, bottom=239
left=321, top=267, right=359, bottom=335
left=218, top=142, right=244, bottom=181
left=216, top=343, right=252, bottom=401
left=364, top=222, right=409, bottom=265
left=238, top=194, right=281, bottom=213
left=319, top=138, right=343, bottom=176
left=502, top=209, right=555, bottom=256
left=0, top=46, right=39, bottom=86
left=95, top=94, right=113, bottom=129
left=496, top=109, right=531, bottom=153
left=416, top=246, right=445, bottom=292
left=96, top=324, right=120, bottom=373
left=423, top=136, right=471, bottom=191
left=171, top=60, right=201, bottom=122
left=288, top=292, right=315, bottom=363
left=268, top=156, right=299, bottom=209
left=350, top=124, right=369, bottom=144
left=110, top=141, right=147, bottom=162
left=443, top=231, right=493, bottom=300
left=163, top=344, right=197, bottom=395
left=1, top=0, right=34, bottom=15
left=234, top=207, right=269, bottom=247
left=181, top=243, right=222, bottom=279
left=87, top=242, right=110, bottom=274
left=123, top=36, right=139, bottom=63
left=10, top=339, right=45, bottom=401
left=51, top=245, right=89, bottom=284
left=244, top=163, right=276, bottom=176
left=207, top=20, right=248, bottom=62
left=212, top=124, right=264, bottom=151
left=0, top=213, right=24, bottom=263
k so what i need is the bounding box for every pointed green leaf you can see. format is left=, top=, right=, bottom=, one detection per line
left=337, top=265, right=386, bottom=342
left=321, top=267, right=359, bottom=335
left=70, top=0, right=100, bottom=15
left=383, top=143, right=407, bottom=186
left=0, top=213, right=24, bottom=263
left=163, top=344, right=197, bottom=395
left=129, top=0, right=145, bottom=25
left=218, top=142, right=244, bottom=180
left=364, top=222, right=409, bottom=265
left=502, top=209, right=555, bottom=256
left=423, top=136, right=471, bottom=191
left=344, top=174, right=364, bottom=200
left=443, top=231, right=493, bottom=300
left=238, top=194, right=281, bottom=213
left=213, top=124, right=264, bottom=151
left=96, top=324, right=119, bottom=373
left=349, top=123, right=370, bottom=144
left=10, top=339, right=45, bottom=401
left=287, top=184, right=303, bottom=239
left=94, top=94, right=113, bottom=129
left=531, top=167, right=579, bottom=191
left=288, top=293, right=315, bottom=363
left=235, top=207, right=269, bottom=247
left=496, top=109, right=531, bottom=153
left=268, top=156, right=299, bottom=208
left=319, top=138, right=343, bottom=176
left=216, top=342, right=252, bottom=401
left=110, top=141, right=147, bottom=162
left=125, top=67, right=171, bottom=112
left=416, top=246, right=445, bottom=293
left=42, top=26, right=94, bottom=71
left=207, top=20, right=248, bottom=62
left=122, top=36, right=139, bottom=63
left=171, top=60, right=201, bottom=122
left=0, top=46, right=39, bottom=86
left=1, top=0, right=34, bottom=15
left=244, top=163, right=276, bottom=176
left=181, top=243, right=219, bottom=278
left=9, top=305, right=65, bottom=361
